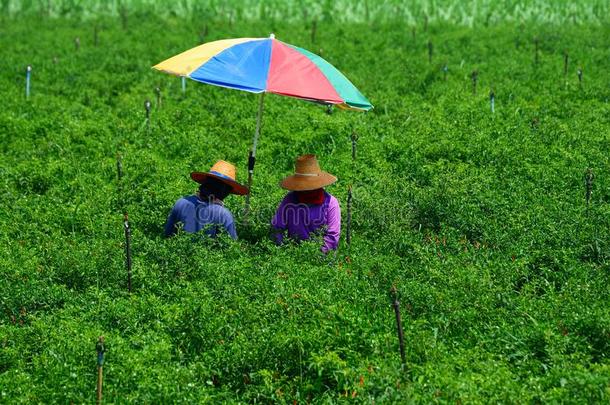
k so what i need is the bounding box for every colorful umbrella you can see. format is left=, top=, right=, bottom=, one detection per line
left=153, top=34, right=372, bottom=209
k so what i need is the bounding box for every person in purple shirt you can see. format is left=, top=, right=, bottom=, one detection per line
left=164, top=160, right=248, bottom=240
left=271, top=154, right=341, bottom=253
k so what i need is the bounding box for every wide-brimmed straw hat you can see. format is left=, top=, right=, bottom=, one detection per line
left=280, top=154, right=337, bottom=191
left=191, top=160, right=249, bottom=195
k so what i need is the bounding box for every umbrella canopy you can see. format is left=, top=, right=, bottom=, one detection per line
left=153, top=35, right=373, bottom=111
left=153, top=35, right=372, bottom=215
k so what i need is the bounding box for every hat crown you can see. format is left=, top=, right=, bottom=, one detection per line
left=280, top=154, right=337, bottom=191
left=295, top=154, right=322, bottom=175
left=190, top=160, right=248, bottom=195
left=209, top=160, right=236, bottom=181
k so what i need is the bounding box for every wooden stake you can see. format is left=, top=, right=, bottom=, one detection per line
left=427, top=40, right=433, bottom=63
left=155, top=87, right=162, bottom=109
left=311, top=19, right=317, bottom=44
left=351, top=131, right=358, bottom=161
left=471, top=70, right=478, bottom=95
left=485, top=11, right=492, bottom=27
left=181, top=76, right=186, bottom=96
left=116, top=153, right=124, bottom=212
left=442, top=63, right=448, bottom=81
left=577, top=67, right=583, bottom=85
left=116, top=154, right=123, bottom=181
left=346, top=185, right=353, bottom=248
left=96, top=336, right=105, bottom=405
left=564, top=51, right=569, bottom=76
left=199, top=24, right=208, bottom=43
left=144, top=99, right=151, bottom=129
left=244, top=92, right=266, bottom=219
left=489, top=90, right=495, bottom=113
left=25, top=65, right=31, bottom=99
left=124, top=213, right=132, bottom=292
left=120, top=5, right=128, bottom=30
left=390, top=286, right=407, bottom=369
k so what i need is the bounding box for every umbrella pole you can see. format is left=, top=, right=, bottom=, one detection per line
left=245, top=92, right=266, bottom=218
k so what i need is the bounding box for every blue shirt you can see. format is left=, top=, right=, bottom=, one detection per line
left=164, top=195, right=237, bottom=240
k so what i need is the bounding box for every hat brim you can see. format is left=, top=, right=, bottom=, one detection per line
left=280, top=172, right=337, bottom=191
left=191, top=172, right=249, bottom=195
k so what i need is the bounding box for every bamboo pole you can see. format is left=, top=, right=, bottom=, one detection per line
left=25, top=65, right=32, bottom=99
left=245, top=92, right=266, bottom=217
left=390, top=286, right=406, bottom=369
left=144, top=100, right=151, bottom=130
left=471, top=70, right=478, bottom=95
left=96, top=336, right=105, bottom=405
left=155, top=87, right=162, bottom=109
left=346, top=185, right=353, bottom=248
left=124, top=213, right=132, bottom=292
left=585, top=168, right=594, bottom=214
left=351, top=131, right=358, bottom=161
left=116, top=154, right=123, bottom=181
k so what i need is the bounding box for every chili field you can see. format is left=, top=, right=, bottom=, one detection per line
left=1, top=1, right=609, bottom=403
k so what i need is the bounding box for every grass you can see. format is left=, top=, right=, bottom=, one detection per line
left=0, top=3, right=609, bottom=403
left=2, top=0, right=609, bottom=25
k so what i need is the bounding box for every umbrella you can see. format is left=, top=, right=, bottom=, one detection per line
left=153, top=34, right=372, bottom=210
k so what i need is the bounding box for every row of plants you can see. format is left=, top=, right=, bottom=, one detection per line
left=1, top=0, right=608, bottom=25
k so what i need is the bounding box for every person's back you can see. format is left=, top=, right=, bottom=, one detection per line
left=164, top=160, right=248, bottom=240
left=164, top=194, right=237, bottom=239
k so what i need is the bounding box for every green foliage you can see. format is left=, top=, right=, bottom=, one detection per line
left=2, top=0, right=609, bottom=25
left=1, top=3, right=609, bottom=403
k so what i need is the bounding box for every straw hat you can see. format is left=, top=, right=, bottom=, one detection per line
left=280, top=154, right=337, bottom=191
left=191, top=160, right=249, bottom=195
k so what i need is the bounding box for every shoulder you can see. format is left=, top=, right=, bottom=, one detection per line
left=174, top=195, right=198, bottom=209
left=325, top=192, right=340, bottom=208
left=277, top=192, right=296, bottom=208
left=285, top=192, right=296, bottom=202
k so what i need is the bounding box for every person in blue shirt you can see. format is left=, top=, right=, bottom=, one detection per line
left=164, top=160, right=249, bottom=240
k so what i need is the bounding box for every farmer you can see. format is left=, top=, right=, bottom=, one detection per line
left=164, top=160, right=248, bottom=240
left=271, top=154, right=341, bottom=253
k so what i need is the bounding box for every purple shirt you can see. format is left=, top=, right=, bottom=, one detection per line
left=164, top=195, right=237, bottom=240
left=271, top=191, right=341, bottom=252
